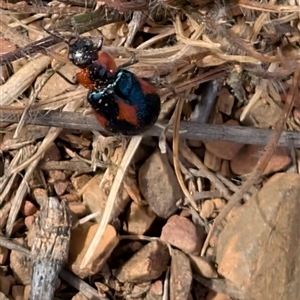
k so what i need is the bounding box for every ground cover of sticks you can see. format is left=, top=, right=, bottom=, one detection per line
left=0, top=0, right=300, bottom=299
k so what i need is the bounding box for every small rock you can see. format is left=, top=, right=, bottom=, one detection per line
left=79, top=149, right=91, bottom=159
left=179, top=209, right=191, bottom=218
left=241, top=99, right=281, bottom=128
left=59, top=132, right=91, bottom=149
left=203, top=120, right=244, bottom=160
left=54, top=181, right=69, bottom=196
left=24, top=216, right=35, bottom=229
left=5, top=275, right=15, bottom=287
left=62, top=193, right=78, bottom=202
left=230, top=145, right=291, bottom=175
left=212, top=198, right=226, bottom=210
left=0, top=291, right=9, bottom=300
left=43, top=143, right=61, bottom=161
left=212, top=112, right=224, bottom=124
left=188, top=255, right=218, bottom=278
left=71, top=175, right=92, bottom=191
left=125, top=202, right=156, bottom=235
left=187, top=139, right=203, bottom=148
left=20, top=201, right=37, bottom=216
left=11, top=285, right=24, bottom=300
left=115, top=241, right=170, bottom=283
left=23, top=285, right=31, bottom=300
left=28, top=21, right=44, bottom=41
left=82, top=175, right=130, bottom=223
left=131, top=283, right=151, bottom=298
left=160, top=215, right=203, bottom=255
left=48, top=170, right=67, bottom=182
left=219, top=160, right=233, bottom=178
left=146, top=280, right=163, bottom=300
left=0, top=276, right=12, bottom=295
left=68, top=222, right=119, bottom=278
left=206, top=291, right=230, bottom=300
left=206, top=247, right=216, bottom=261
left=217, top=173, right=300, bottom=300
left=170, top=250, right=192, bottom=300
left=31, top=188, right=48, bottom=207
left=26, top=218, right=38, bottom=248
left=204, top=150, right=222, bottom=171
left=0, top=246, right=8, bottom=265
left=216, top=88, right=235, bottom=116
left=139, top=149, right=182, bottom=218
left=293, top=107, right=300, bottom=125
left=209, top=233, right=219, bottom=248
left=68, top=202, right=88, bottom=217
left=71, top=292, right=89, bottom=300
left=10, top=250, right=31, bottom=285
left=124, top=176, right=144, bottom=205
left=200, top=200, right=215, bottom=219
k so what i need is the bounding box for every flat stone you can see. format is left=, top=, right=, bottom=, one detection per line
left=20, top=200, right=37, bottom=217
left=204, top=150, right=222, bottom=171
left=0, top=276, right=12, bottom=296
left=188, top=254, right=218, bottom=278
left=31, top=188, right=48, bottom=207
left=54, top=181, right=69, bottom=196
left=146, top=280, right=163, bottom=300
left=170, top=250, right=192, bottom=300
left=71, top=292, right=89, bottom=300
left=160, top=215, right=203, bottom=255
left=68, top=222, right=119, bottom=278
left=48, top=170, right=67, bottom=182
left=216, top=173, right=300, bottom=300
left=139, top=149, right=182, bottom=218
left=0, top=243, right=8, bottom=265
left=216, top=88, right=235, bottom=116
left=10, top=250, right=31, bottom=285
left=241, top=99, right=281, bottom=128
left=11, top=285, right=24, bottom=300
left=71, top=175, right=92, bottom=191
left=125, top=202, right=156, bottom=235
left=82, top=174, right=130, bottom=223
left=23, top=285, right=31, bottom=300
left=230, top=145, right=291, bottom=175
left=115, top=241, right=169, bottom=283
left=43, top=143, right=61, bottom=161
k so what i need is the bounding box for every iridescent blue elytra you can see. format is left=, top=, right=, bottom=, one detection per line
left=88, top=69, right=161, bottom=135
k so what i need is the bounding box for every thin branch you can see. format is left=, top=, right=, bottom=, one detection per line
left=0, top=109, right=299, bottom=146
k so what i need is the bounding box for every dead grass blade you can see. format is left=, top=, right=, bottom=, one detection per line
left=80, top=135, right=143, bottom=268
left=172, top=97, right=199, bottom=211
left=238, top=0, right=300, bottom=13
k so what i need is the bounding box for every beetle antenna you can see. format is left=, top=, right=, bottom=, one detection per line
left=41, top=24, right=71, bottom=46
left=96, top=37, right=104, bottom=51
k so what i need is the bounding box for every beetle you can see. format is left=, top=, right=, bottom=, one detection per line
left=67, top=36, right=161, bottom=135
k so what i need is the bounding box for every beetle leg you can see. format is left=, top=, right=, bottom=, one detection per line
left=118, top=54, right=139, bottom=69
